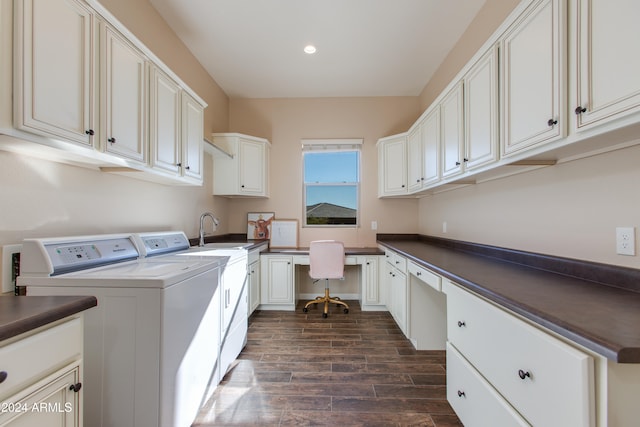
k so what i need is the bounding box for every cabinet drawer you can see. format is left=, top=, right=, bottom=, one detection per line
left=444, top=280, right=594, bottom=427
left=447, top=342, right=530, bottom=427
left=0, top=317, right=82, bottom=400
left=407, top=261, right=441, bottom=291
left=384, top=250, right=406, bottom=273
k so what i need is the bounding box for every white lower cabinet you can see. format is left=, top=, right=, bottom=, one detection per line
left=248, top=255, right=261, bottom=315
left=260, top=255, right=294, bottom=309
left=444, top=280, right=594, bottom=427
left=358, top=256, right=384, bottom=309
left=447, top=342, right=530, bottom=426
left=0, top=317, right=84, bottom=427
left=384, top=250, right=408, bottom=335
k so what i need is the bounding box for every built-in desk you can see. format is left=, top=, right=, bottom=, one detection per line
left=259, top=247, right=385, bottom=311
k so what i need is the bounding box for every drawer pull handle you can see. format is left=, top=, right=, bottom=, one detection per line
left=518, top=369, right=531, bottom=380
left=457, top=390, right=465, bottom=398
left=0, top=371, right=7, bottom=383
left=457, top=321, right=466, bottom=327
left=69, top=382, right=82, bottom=392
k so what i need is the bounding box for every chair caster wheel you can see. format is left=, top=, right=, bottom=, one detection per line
left=303, top=307, right=308, bottom=313
left=322, top=313, right=328, bottom=318
left=343, top=308, right=349, bottom=314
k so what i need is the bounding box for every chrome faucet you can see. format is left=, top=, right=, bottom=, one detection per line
left=199, top=212, right=220, bottom=247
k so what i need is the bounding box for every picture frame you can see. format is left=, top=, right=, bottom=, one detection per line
left=247, top=212, right=274, bottom=240
left=270, top=219, right=299, bottom=248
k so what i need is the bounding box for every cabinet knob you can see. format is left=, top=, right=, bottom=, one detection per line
left=185, top=166, right=190, bottom=170
left=457, top=390, right=465, bottom=398
left=417, top=271, right=422, bottom=276
left=0, top=371, right=7, bottom=383
left=547, top=118, right=558, bottom=126
left=457, top=321, right=466, bottom=327
left=69, top=382, right=82, bottom=392
left=85, top=129, right=94, bottom=136
left=177, top=162, right=182, bottom=167
left=108, top=137, right=116, bottom=143
left=401, top=184, right=405, bottom=188
left=463, top=158, right=469, bottom=162
left=575, top=106, right=587, bottom=115
left=518, top=369, right=531, bottom=380
left=416, top=179, right=421, bottom=183
left=455, top=161, right=461, bottom=166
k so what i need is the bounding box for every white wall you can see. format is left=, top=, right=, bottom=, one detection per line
left=418, top=143, right=640, bottom=268
left=0, top=151, right=228, bottom=245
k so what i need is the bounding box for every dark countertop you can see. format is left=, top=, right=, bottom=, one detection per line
left=0, top=295, right=97, bottom=341
left=263, top=247, right=384, bottom=256
left=377, top=235, right=640, bottom=363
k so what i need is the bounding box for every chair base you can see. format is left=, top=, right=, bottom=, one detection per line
left=303, top=288, right=349, bottom=318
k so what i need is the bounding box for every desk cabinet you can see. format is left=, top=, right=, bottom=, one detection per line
left=444, top=279, right=594, bottom=426
left=260, top=255, right=294, bottom=310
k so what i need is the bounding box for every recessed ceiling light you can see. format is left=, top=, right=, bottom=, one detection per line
left=304, top=45, right=317, bottom=54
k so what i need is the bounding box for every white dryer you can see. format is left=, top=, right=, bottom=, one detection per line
left=19, top=232, right=227, bottom=427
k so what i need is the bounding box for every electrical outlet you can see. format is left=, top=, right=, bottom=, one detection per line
left=2, top=244, right=22, bottom=293
left=616, top=227, right=636, bottom=256
left=371, top=221, right=378, bottom=230
left=442, top=222, right=447, bottom=233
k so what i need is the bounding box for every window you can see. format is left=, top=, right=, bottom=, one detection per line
left=302, top=139, right=362, bottom=227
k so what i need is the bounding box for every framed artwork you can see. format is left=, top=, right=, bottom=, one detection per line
left=247, top=212, right=274, bottom=240
left=270, top=220, right=299, bottom=248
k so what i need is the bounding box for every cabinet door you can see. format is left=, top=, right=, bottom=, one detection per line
left=407, top=126, right=422, bottom=192
left=377, top=135, right=407, bottom=196
left=261, top=257, right=293, bottom=304
left=574, top=0, right=640, bottom=129
left=102, top=23, right=147, bottom=162
left=361, top=257, right=380, bottom=305
left=150, top=67, right=180, bottom=175
left=464, top=45, right=499, bottom=171
left=248, top=259, right=260, bottom=314
left=222, top=259, right=248, bottom=334
left=0, top=366, right=80, bottom=426
left=389, top=267, right=408, bottom=334
left=181, top=92, right=204, bottom=180
left=238, top=138, right=265, bottom=194
left=15, top=0, right=95, bottom=146
left=441, top=82, right=464, bottom=178
left=420, top=107, right=440, bottom=187
left=501, top=0, right=564, bottom=156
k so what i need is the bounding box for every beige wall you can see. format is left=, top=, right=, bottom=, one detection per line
left=0, top=0, right=230, bottom=246
left=418, top=0, right=520, bottom=110
left=224, top=97, right=421, bottom=247
left=418, top=144, right=640, bottom=268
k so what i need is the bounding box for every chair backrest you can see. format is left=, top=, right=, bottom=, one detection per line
left=309, top=240, right=345, bottom=280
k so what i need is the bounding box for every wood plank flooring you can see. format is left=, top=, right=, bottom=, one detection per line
left=193, top=301, right=462, bottom=426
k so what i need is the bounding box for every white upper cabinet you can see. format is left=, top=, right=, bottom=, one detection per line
left=150, top=66, right=181, bottom=175
left=464, top=45, right=499, bottom=171
left=420, top=106, right=440, bottom=187
left=407, top=125, right=423, bottom=192
left=377, top=133, right=408, bottom=197
left=14, top=0, right=96, bottom=147
left=149, top=67, right=203, bottom=182
left=181, top=92, right=204, bottom=181
left=7, top=0, right=207, bottom=185
left=101, top=22, right=148, bottom=163
left=212, top=133, right=270, bottom=197
left=441, top=82, right=465, bottom=178
left=573, top=0, right=640, bottom=130
left=501, top=0, right=565, bottom=156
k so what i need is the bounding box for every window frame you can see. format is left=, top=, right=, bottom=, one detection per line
left=301, top=139, right=362, bottom=228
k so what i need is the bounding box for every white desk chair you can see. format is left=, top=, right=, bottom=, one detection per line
left=303, top=240, right=349, bottom=318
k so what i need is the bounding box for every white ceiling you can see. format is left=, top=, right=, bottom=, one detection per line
left=149, top=0, right=487, bottom=99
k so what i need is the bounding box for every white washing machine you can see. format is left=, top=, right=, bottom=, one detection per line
left=19, top=232, right=228, bottom=427
left=136, top=232, right=250, bottom=385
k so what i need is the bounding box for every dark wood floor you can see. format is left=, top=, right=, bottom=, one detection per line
left=193, top=300, right=462, bottom=426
